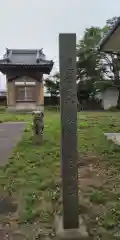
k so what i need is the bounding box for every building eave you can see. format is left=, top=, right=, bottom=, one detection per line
left=98, top=17, right=120, bottom=53
left=0, top=48, right=54, bottom=70
left=0, top=62, right=54, bottom=75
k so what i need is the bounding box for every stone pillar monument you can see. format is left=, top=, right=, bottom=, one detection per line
left=55, top=33, right=89, bottom=240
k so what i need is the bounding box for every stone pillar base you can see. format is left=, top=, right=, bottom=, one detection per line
left=55, top=216, right=89, bottom=240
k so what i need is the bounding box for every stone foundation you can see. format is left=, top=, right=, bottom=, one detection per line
left=6, top=104, right=44, bottom=113
left=104, top=133, right=120, bottom=146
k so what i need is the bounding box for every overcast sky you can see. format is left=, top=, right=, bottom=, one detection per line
left=0, top=0, right=120, bottom=90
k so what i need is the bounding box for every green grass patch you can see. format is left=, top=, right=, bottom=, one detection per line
left=89, top=190, right=106, bottom=204
left=0, top=111, right=60, bottom=224
left=102, top=202, right=120, bottom=230
left=0, top=111, right=120, bottom=238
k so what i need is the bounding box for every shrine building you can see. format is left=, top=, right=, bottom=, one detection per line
left=0, top=48, right=53, bottom=112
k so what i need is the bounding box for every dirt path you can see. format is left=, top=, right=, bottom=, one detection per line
left=0, top=122, right=25, bottom=166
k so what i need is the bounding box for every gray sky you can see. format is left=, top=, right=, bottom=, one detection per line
left=0, top=0, right=120, bottom=90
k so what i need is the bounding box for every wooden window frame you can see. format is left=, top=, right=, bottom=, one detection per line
left=15, top=85, right=36, bottom=102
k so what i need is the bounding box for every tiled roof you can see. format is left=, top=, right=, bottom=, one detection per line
left=0, top=48, right=54, bottom=74
left=98, top=17, right=120, bottom=52
left=0, top=48, right=53, bottom=66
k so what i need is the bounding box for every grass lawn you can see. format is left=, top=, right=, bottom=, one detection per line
left=0, top=110, right=120, bottom=239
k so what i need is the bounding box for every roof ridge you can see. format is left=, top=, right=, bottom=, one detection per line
left=6, top=48, right=44, bottom=55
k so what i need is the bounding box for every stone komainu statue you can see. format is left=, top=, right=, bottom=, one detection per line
left=32, top=111, right=44, bottom=137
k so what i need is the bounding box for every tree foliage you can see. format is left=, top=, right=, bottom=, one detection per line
left=44, top=72, right=60, bottom=97
left=76, top=16, right=120, bottom=105
left=45, top=17, right=120, bottom=107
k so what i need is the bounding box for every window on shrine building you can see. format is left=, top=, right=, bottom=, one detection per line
left=16, top=86, right=36, bottom=102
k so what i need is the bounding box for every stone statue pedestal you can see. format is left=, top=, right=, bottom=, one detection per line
left=55, top=216, right=89, bottom=240
left=33, top=134, right=43, bottom=144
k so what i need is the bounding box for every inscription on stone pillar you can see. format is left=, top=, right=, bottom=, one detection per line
left=59, top=33, right=79, bottom=229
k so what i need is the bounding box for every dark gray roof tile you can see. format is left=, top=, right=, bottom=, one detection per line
left=0, top=48, right=54, bottom=74
left=1, top=48, right=52, bottom=65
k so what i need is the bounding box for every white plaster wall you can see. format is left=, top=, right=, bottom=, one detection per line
left=102, top=88, right=119, bottom=110
left=15, top=76, right=36, bottom=83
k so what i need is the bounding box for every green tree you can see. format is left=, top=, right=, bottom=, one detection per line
left=44, top=72, right=60, bottom=97
left=77, top=16, right=120, bottom=106
left=44, top=72, right=60, bottom=104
